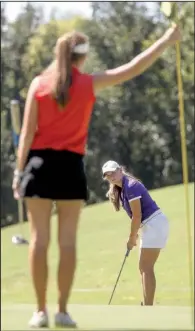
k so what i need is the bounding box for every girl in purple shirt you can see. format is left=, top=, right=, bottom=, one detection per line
left=102, top=160, right=169, bottom=306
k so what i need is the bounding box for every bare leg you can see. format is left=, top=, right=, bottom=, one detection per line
left=56, top=200, right=83, bottom=313
left=26, top=198, right=52, bottom=312
left=139, top=248, right=161, bottom=306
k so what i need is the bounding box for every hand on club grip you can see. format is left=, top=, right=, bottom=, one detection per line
left=127, top=234, right=138, bottom=250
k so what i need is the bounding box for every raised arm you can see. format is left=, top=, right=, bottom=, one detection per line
left=93, top=24, right=180, bottom=92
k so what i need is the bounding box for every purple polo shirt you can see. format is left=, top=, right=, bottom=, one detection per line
left=120, top=176, right=159, bottom=222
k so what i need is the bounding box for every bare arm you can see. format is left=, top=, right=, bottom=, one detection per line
left=16, top=77, right=39, bottom=172
left=129, top=199, right=142, bottom=238
left=93, top=25, right=180, bottom=92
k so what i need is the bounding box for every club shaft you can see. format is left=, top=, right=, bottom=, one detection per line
left=18, top=199, right=24, bottom=234
left=10, top=100, right=25, bottom=237
left=108, top=256, right=127, bottom=305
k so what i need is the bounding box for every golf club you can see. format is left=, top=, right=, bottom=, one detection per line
left=10, top=100, right=29, bottom=245
left=108, top=248, right=130, bottom=305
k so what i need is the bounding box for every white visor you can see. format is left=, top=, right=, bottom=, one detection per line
left=102, top=160, right=120, bottom=176
left=72, top=43, right=89, bottom=54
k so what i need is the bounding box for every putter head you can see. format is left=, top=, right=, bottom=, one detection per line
left=12, top=235, right=29, bottom=245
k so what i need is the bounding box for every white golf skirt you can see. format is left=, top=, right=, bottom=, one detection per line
left=140, top=210, right=169, bottom=249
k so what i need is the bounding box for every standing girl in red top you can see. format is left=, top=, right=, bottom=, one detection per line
left=12, top=27, right=180, bottom=328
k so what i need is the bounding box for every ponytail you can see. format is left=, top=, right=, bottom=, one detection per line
left=42, top=31, right=89, bottom=109
left=106, top=184, right=121, bottom=212
left=53, top=36, right=72, bottom=108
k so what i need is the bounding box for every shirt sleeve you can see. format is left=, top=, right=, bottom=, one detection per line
left=126, top=182, right=142, bottom=202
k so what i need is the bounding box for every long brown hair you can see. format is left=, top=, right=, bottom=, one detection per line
left=106, top=167, right=141, bottom=212
left=43, top=31, right=89, bottom=108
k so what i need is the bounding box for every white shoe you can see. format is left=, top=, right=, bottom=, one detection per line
left=29, top=311, right=49, bottom=328
left=54, top=312, right=77, bottom=328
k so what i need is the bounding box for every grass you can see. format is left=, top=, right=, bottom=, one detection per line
left=2, top=304, right=194, bottom=330
left=1, top=183, right=194, bottom=330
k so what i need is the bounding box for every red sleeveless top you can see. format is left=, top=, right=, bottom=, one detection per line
left=31, top=66, right=96, bottom=155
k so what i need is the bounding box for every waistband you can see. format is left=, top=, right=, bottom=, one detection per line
left=142, top=210, right=162, bottom=225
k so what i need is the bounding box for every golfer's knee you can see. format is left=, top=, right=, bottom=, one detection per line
left=58, top=233, right=76, bottom=250
left=139, top=263, right=154, bottom=274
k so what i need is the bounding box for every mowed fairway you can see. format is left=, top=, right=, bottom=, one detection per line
left=1, top=183, right=194, bottom=330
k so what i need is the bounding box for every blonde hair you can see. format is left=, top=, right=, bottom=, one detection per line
left=43, top=31, right=89, bottom=108
left=106, top=167, right=141, bottom=212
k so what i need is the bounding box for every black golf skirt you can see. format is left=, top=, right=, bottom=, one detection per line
left=20, top=149, right=88, bottom=201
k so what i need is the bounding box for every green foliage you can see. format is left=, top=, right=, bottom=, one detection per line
left=1, top=2, right=194, bottom=225
left=2, top=184, right=194, bottom=308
